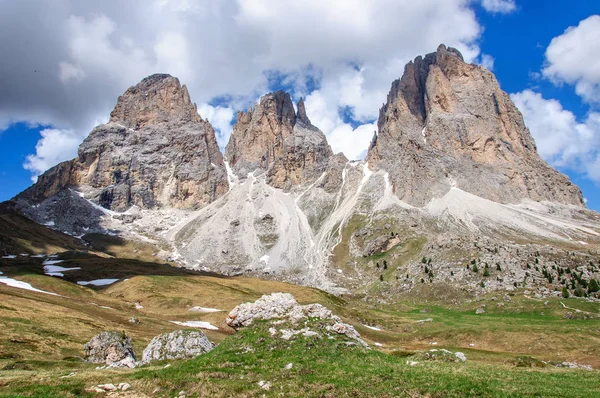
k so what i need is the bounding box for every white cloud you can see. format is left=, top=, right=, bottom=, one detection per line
left=480, top=0, right=516, bottom=14
left=23, top=129, right=82, bottom=181
left=542, top=15, right=600, bottom=103
left=197, top=104, right=235, bottom=148
left=510, top=89, right=600, bottom=182
left=1, top=0, right=487, bottom=179
left=304, top=89, right=376, bottom=160
left=479, top=53, right=495, bottom=70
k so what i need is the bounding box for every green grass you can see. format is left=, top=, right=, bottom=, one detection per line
left=2, top=321, right=598, bottom=397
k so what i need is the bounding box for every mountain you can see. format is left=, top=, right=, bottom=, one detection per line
left=367, top=44, right=584, bottom=207
left=225, top=91, right=342, bottom=189
left=14, top=74, right=228, bottom=233
left=8, top=47, right=600, bottom=296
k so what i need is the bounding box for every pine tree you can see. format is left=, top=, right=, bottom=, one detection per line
left=496, top=264, right=502, bottom=271
left=483, top=268, right=490, bottom=277
left=472, top=264, right=479, bottom=273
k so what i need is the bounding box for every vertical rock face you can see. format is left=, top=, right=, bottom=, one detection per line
left=225, top=91, right=339, bottom=189
left=368, top=44, right=584, bottom=207
left=17, top=74, right=229, bottom=212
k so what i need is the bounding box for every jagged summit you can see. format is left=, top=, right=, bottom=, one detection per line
left=368, top=43, right=584, bottom=207
left=224, top=90, right=338, bottom=189
left=109, top=73, right=202, bottom=129
left=296, top=97, right=312, bottom=126
left=15, top=73, right=228, bottom=230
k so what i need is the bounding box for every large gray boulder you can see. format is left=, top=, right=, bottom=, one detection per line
left=84, top=331, right=136, bottom=368
left=141, top=330, right=215, bottom=364
left=226, top=293, right=369, bottom=349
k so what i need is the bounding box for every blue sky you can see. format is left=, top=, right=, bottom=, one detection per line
left=1, top=1, right=599, bottom=210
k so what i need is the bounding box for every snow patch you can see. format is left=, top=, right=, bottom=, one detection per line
left=2, top=255, right=17, bottom=259
left=77, top=279, right=119, bottom=286
left=43, top=265, right=81, bottom=277
left=0, top=276, right=59, bottom=296
left=169, top=320, right=219, bottom=330
left=362, top=325, right=382, bottom=331
left=42, top=259, right=64, bottom=266
left=189, top=306, right=222, bottom=313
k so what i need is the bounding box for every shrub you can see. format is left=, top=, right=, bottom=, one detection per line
left=562, top=287, right=570, bottom=298
left=483, top=268, right=490, bottom=277
left=588, top=279, right=599, bottom=293
left=573, top=286, right=586, bottom=297
left=379, top=275, right=383, bottom=282
left=496, top=264, right=502, bottom=271
left=472, top=264, right=479, bottom=273
left=422, top=257, right=427, bottom=264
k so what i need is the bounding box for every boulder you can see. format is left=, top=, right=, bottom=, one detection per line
left=84, top=331, right=136, bottom=368
left=226, top=293, right=369, bottom=349
left=141, top=330, right=214, bottom=364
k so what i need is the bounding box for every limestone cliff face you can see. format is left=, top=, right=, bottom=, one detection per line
left=225, top=91, right=341, bottom=190
left=368, top=44, right=584, bottom=207
left=17, top=74, right=228, bottom=211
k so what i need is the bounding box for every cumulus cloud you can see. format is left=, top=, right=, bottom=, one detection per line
left=542, top=15, right=600, bottom=103
left=23, top=128, right=82, bottom=181
left=2, top=0, right=486, bottom=179
left=479, top=54, right=495, bottom=71
left=511, top=89, right=600, bottom=182
left=480, top=0, right=516, bottom=14
left=197, top=104, right=235, bottom=148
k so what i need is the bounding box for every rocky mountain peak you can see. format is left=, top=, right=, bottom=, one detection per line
left=296, top=97, right=312, bottom=126
left=225, top=91, right=336, bottom=188
left=16, top=74, right=228, bottom=224
left=368, top=44, right=584, bottom=207
left=109, top=73, right=203, bottom=129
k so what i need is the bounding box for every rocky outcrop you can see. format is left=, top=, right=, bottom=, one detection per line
left=225, top=92, right=341, bottom=189
left=83, top=331, right=136, bottom=368
left=141, top=330, right=214, bottom=364
left=368, top=44, right=584, bottom=207
left=16, top=74, right=228, bottom=212
left=226, top=293, right=369, bottom=348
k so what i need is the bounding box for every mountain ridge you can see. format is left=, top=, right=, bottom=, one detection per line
left=7, top=45, right=600, bottom=296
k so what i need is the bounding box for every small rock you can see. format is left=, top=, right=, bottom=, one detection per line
left=454, top=352, right=467, bottom=362
left=503, top=294, right=512, bottom=303
left=129, top=317, right=140, bottom=324
left=258, top=380, right=271, bottom=390
left=98, top=384, right=117, bottom=391
left=119, top=383, right=131, bottom=391
left=476, top=307, right=485, bottom=314
left=285, top=362, right=293, bottom=369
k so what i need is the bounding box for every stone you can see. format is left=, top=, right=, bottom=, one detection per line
left=98, top=384, right=117, bottom=392
left=119, top=383, right=131, bottom=391
left=226, top=293, right=369, bottom=348
left=454, top=352, right=467, bottom=362
left=83, top=331, right=136, bottom=368
left=476, top=307, right=485, bottom=314
left=141, top=330, right=215, bottom=364
left=367, top=44, right=584, bottom=207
